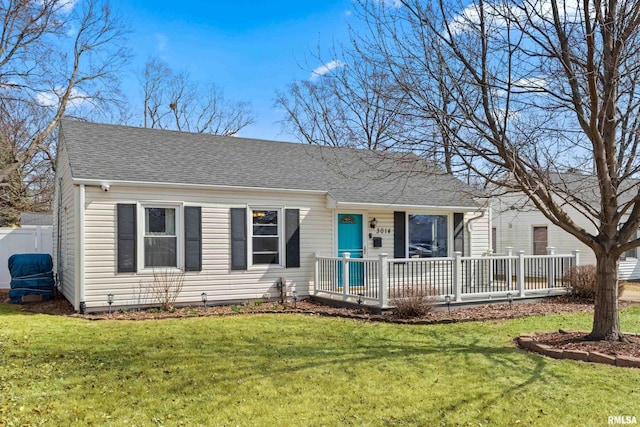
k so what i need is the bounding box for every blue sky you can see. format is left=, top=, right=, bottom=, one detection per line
left=111, top=0, right=357, bottom=141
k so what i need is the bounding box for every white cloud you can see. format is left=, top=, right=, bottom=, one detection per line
left=513, top=76, right=548, bottom=91
left=36, top=0, right=77, bottom=15
left=155, top=33, right=168, bottom=52
left=494, top=107, right=520, bottom=123
left=449, top=1, right=514, bottom=35
left=35, top=87, right=90, bottom=109
left=309, top=60, right=345, bottom=81
left=376, top=0, right=403, bottom=8
left=59, top=0, right=77, bottom=14
left=449, top=1, right=583, bottom=35
left=66, top=24, right=77, bottom=37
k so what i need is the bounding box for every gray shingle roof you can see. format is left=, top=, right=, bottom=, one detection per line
left=60, top=120, right=480, bottom=208
left=20, top=212, right=53, bottom=226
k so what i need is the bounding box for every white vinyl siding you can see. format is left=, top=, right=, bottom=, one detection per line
left=466, top=209, right=490, bottom=257
left=76, top=184, right=492, bottom=310
left=52, top=142, right=77, bottom=308
left=621, top=230, right=640, bottom=280
left=81, top=186, right=334, bottom=309
left=492, top=195, right=598, bottom=264
left=494, top=196, right=640, bottom=280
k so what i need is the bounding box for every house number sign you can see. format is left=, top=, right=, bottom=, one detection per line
left=376, top=227, right=391, bottom=234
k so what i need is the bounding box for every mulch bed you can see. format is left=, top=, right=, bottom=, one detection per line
left=18, top=295, right=595, bottom=322
left=10, top=295, right=640, bottom=362
left=530, top=331, right=640, bottom=359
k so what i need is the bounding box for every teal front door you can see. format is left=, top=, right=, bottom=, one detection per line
left=337, top=214, right=364, bottom=287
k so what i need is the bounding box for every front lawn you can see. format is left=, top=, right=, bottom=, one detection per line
left=1, top=304, right=639, bottom=426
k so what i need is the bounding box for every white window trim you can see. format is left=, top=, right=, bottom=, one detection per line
left=406, top=212, right=453, bottom=258
left=247, top=206, right=284, bottom=269
left=137, top=202, right=183, bottom=273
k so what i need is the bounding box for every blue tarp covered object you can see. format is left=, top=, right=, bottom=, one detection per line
left=8, top=253, right=55, bottom=303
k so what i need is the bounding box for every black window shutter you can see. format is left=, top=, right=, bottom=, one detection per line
left=117, top=204, right=137, bottom=273
left=184, top=206, right=202, bottom=271
left=394, top=211, right=406, bottom=258
left=453, top=213, right=465, bottom=256
left=230, top=208, right=247, bottom=270
left=285, top=209, right=300, bottom=268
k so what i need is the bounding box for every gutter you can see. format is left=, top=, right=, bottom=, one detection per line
left=466, top=208, right=487, bottom=232
left=71, top=178, right=328, bottom=195
left=327, top=199, right=481, bottom=212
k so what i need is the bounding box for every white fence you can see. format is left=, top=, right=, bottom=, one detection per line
left=0, top=226, right=53, bottom=288
left=314, top=249, right=579, bottom=308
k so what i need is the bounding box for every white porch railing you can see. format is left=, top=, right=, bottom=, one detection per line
left=314, top=248, right=580, bottom=309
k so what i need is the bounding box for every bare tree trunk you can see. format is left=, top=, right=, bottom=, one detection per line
left=589, top=253, right=622, bottom=341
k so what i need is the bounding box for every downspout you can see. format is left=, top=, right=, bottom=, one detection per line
left=79, top=184, right=86, bottom=313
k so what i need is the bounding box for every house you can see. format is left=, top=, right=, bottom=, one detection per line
left=492, top=173, right=640, bottom=280
left=20, top=212, right=53, bottom=227
left=53, top=120, right=490, bottom=312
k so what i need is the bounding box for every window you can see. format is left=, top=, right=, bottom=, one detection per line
left=533, top=226, right=547, bottom=255
left=408, top=214, right=448, bottom=258
left=144, top=207, right=177, bottom=268
left=117, top=204, right=201, bottom=273
left=251, top=209, right=280, bottom=265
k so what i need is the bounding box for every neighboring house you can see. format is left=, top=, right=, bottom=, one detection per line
left=20, top=212, right=53, bottom=227
left=53, top=120, right=490, bottom=312
left=492, top=174, right=640, bottom=280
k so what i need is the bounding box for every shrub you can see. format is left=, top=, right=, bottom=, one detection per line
left=390, top=288, right=435, bottom=319
left=149, top=269, right=185, bottom=311
left=563, top=265, right=625, bottom=302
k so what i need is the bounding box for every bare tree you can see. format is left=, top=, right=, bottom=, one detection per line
left=276, top=48, right=420, bottom=150
left=352, top=0, right=640, bottom=341
left=276, top=38, right=474, bottom=177
left=0, top=0, right=129, bottom=224
left=0, top=101, right=55, bottom=225
left=141, top=57, right=254, bottom=136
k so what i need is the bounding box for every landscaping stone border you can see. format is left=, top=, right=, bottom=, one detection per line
left=517, top=330, right=640, bottom=368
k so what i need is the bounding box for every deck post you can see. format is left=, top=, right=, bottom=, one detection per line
left=378, top=253, right=389, bottom=308
left=572, top=249, right=580, bottom=267
left=342, top=252, right=350, bottom=300
left=314, top=252, right=319, bottom=296
left=453, top=252, right=462, bottom=302
left=488, top=251, right=494, bottom=288
left=505, top=247, right=513, bottom=291
left=547, top=247, right=556, bottom=289
left=517, top=250, right=525, bottom=297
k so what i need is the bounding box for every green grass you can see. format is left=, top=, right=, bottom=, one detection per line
left=1, top=305, right=640, bottom=426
